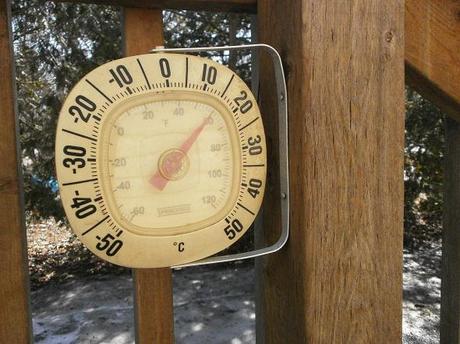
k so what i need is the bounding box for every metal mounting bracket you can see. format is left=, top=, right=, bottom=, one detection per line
left=149, top=44, right=289, bottom=268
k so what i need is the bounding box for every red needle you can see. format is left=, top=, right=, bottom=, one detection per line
left=179, top=115, right=212, bottom=154
left=150, top=115, right=212, bottom=190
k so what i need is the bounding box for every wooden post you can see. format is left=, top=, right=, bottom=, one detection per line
left=0, top=1, right=32, bottom=342
left=256, top=1, right=405, bottom=342
left=442, top=118, right=460, bottom=344
left=123, top=8, right=175, bottom=344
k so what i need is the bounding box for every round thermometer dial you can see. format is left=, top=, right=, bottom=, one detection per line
left=55, top=53, right=266, bottom=267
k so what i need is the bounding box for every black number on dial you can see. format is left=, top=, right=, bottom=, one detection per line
left=201, top=63, right=217, bottom=85
left=247, top=178, right=262, bottom=198
left=159, top=58, right=171, bottom=78
left=224, top=219, right=243, bottom=240
left=248, top=135, right=263, bottom=155
left=96, top=234, right=124, bottom=257
left=69, top=95, right=96, bottom=123
left=63, top=145, right=86, bottom=172
left=109, top=65, right=133, bottom=88
left=233, top=90, right=253, bottom=114
left=70, top=196, right=96, bottom=219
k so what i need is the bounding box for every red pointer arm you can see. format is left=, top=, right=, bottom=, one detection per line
left=179, top=115, right=211, bottom=154
left=150, top=116, right=211, bottom=190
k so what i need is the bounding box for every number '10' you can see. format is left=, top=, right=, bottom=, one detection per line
left=201, top=63, right=217, bottom=85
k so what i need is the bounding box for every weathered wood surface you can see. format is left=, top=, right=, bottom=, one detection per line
left=55, top=0, right=256, bottom=13
left=442, top=118, right=460, bottom=344
left=405, top=0, right=460, bottom=120
left=0, top=1, right=32, bottom=342
left=123, top=8, right=174, bottom=344
left=256, top=0, right=405, bottom=343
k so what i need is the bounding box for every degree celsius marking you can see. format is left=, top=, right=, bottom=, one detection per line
left=243, top=164, right=265, bottom=168
left=62, top=129, right=97, bottom=142
left=85, top=79, right=113, bottom=104
left=239, top=117, right=260, bottom=132
left=137, top=58, right=151, bottom=90
left=82, top=215, right=110, bottom=236
left=185, top=57, right=189, bottom=87
left=62, top=177, right=98, bottom=186
left=221, top=74, right=234, bottom=98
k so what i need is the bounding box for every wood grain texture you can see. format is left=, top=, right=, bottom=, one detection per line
left=405, top=0, right=460, bottom=120
left=256, top=0, right=405, bottom=342
left=55, top=0, right=256, bottom=13
left=123, top=8, right=174, bottom=344
left=441, top=118, right=460, bottom=344
left=0, top=1, right=32, bottom=342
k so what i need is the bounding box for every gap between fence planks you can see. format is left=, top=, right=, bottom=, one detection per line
left=256, top=0, right=405, bottom=342
left=0, top=0, right=32, bottom=342
left=123, top=8, right=175, bottom=344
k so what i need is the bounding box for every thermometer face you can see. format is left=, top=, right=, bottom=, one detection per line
left=55, top=53, right=266, bottom=267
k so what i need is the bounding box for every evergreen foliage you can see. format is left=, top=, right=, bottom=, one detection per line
left=404, top=88, right=444, bottom=247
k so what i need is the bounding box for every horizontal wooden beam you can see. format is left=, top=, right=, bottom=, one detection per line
left=405, top=0, right=460, bottom=120
left=54, top=0, right=257, bottom=13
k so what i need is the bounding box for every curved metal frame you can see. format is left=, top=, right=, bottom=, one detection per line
left=149, top=44, right=289, bottom=268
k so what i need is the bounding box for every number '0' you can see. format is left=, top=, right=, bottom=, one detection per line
left=159, top=58, right=171, bottom=78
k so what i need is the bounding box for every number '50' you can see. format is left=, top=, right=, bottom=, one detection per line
left=96, top=234, right=123, bottom=257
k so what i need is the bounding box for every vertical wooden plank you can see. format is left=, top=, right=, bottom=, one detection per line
left=0, top=0, right=32, bottom=342
left=123, top=8, right=174, bottom=344
left=441, top=118, right=460, bottom=344
left=256, top=0, right=405, bottom=342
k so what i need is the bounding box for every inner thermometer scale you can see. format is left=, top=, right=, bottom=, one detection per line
left=55, top=45, right=289, bottom=268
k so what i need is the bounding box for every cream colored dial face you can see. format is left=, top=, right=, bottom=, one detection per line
left=104, top=98, right=237, bottom=233
left=55, top=53, right=266, bottom=268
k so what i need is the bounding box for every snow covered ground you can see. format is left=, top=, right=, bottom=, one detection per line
left=403, top=243, right=441, bottom=344
left=32, top=261, right=255, bottom=344
left=32, top=245, right=441, bottom=344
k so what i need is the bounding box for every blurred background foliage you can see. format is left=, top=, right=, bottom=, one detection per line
left=404, top=89, right=444, bottom=248
left=12, top=1, right=444, bottom=252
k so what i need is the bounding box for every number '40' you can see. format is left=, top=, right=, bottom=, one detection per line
left=247, top=178, right=262, bottom=198
left=70, top=196, right=96, bottom=219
